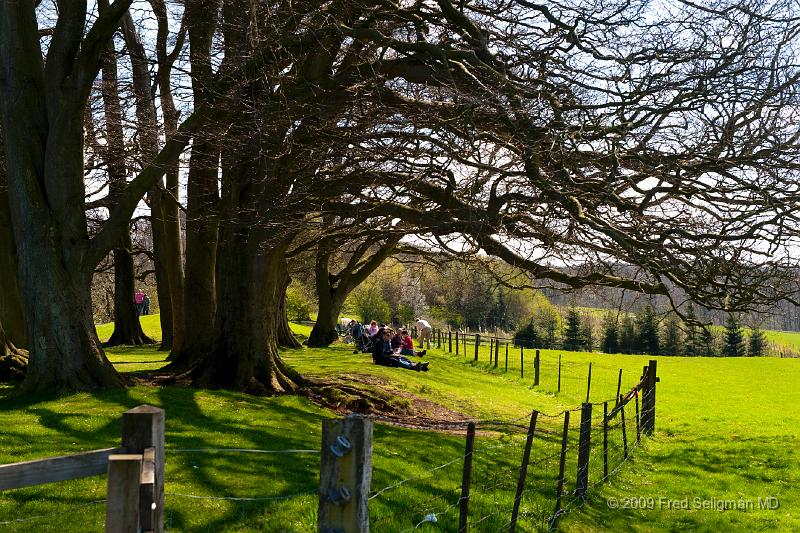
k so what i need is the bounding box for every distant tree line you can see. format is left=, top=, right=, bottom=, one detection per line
left=516, top=303, right=768, bottom=357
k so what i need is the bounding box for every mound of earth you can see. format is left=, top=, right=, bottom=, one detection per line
left=303, top=374, right=472, bottom=430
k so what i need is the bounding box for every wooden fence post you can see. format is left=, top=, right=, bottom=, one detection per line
left=509, top=411, right=538, bottom=533
left=646, top=359, right=658, bottom=434
left=603, top=402, right=609, bottom=481
left=615, top=369, right=623, bottom=406
left=121, top=405, right=165, bottom=533
left=520, top=346, right=524, bottom=379
left=620, top=396, right=629, bottom=460
left=490, top=338, right=494, bottom=361
left=105, top=455, right=143, bottom=533
left=635, top=392, right=641, bottom=445
left=557, top=355, right=562, bottom=393
left=318, top=415, right=373, bottom=533
left=533, top=350, right=540, bottom=386
left=494, top=338, right=499, bottom=368
left=576, top=403, right=592, bottom=499
left=449, top=331, right=453, bottom=353
left=585, top=363, right=592, bottom=404
left=459, top=422, right=476, bottom=533
left=474, top=334, right=480, bottom=362
left=552, top=411, right=570, bottom=528
left=505, top=343, right=509, bottom=372
left=456, top=331, right=460, bottom=355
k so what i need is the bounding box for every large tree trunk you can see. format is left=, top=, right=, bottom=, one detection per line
left=0, top=2, right=126, bottom=392
left=308, top=294, right=345, bottom=348
left=105, top=235, right=153, bottom=346
left=0, top=125, right=27, bottom=349
left=0, top=320, right=27, bottom=382
left=167, top=0, right=219, bottom=368
left=277, top=256, right=302, bottom=349
left=194, top=234, right=301, bottom=393
left=308, top=235, right=400, bottom=348
left=148, top=0, right=186, bottom=354
left=100, top=8, right=153, bottom=347
left=149, top=196, right=174, bottom=350
left=18, top=243, right=123, bottom=393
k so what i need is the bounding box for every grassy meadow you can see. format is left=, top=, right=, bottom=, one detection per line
left=0, top=317, right=796, bottom=531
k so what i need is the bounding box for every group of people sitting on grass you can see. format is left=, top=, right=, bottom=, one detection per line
left=371, top=326, right=430, bottom=372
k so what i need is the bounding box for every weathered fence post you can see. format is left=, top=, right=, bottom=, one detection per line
left=585, top=363, right=592, bottom=404
left=615, top=369, right=623, bottom=406
left=509, top=411, right=538, bottom=533
left=106, top=454, right=143, bottom=533
left=494, top=338, right=499, bottom=368
left=533, top=350, right=540, bottom=386
left=557, top=354, right=562, bottom=393
left=459, top=422, right=476, bottom=533
left=490, top=338, right=494, bottom=361
left=635, top=392, right=641, bottom=445
left=551, top=411, right=570, bottom=529
left=645, top=359, right=658, bottom=434
left=505, top=343, right=509, bottom=372
left=456, top=331, right=460, bottom=355
left=121, top=405, right=165, bottom=533
left=603, top=402, right=609, bottom=481
left=620, top=395, right=629, bottom=460
left=474, top=334, right=480, bottom=362
left=318, top=415, right=373, bottom=533
left=449, top=331, right=453, bottom=353
left=576, top=403, right=592, bottom=499
left=520, top=346, right=524, bottom=379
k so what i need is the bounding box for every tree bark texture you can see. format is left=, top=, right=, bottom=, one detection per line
left=0, top=1, right=127, bottom=392
left=0, top=124, right=27, bottom=349
left=149, top=0, right=187, bottom=354
left=308, top=235, right=400, bottom=348
left=168, top=0, right=220, bottom=368
left=100, top=14, right=154, bottom=347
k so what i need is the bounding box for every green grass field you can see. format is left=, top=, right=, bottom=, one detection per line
left=0, top=318, right=796, bottom=531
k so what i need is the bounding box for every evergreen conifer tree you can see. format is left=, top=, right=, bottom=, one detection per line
left=683, top=303, right=700, bottom=356
left=636, top=305, right=661, bottom=355
left=700, top=326, right=718, bottom=356
left=581, top=319, right=594, bottom=352
left=619, top=315, right=637, bottom=354
left=601, top=315, right=619, bottom=354
left=748, top=327, right=766, bottom=357
left=563, top=307, right=583, bottom=351
left=663, top=315, right=683, bottom=356
left=722, top=314, right=746, bottom=357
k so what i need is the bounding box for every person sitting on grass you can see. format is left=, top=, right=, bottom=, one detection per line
left=372, top=328, right=429, bottom=372
left=400, top=329, right=426, bottom=357
left=391, top=329, right=404, bottom=351
left=368, top=320, right=379, bottom=338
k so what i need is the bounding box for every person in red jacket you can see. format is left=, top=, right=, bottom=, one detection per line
left=400, top=329, right=427, bottom=357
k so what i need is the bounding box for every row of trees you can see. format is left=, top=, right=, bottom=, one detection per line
left=2, top=1, right=800, bottom=393
left=598, top=306, right=767, bottom=357
left=512, top=304, right=769, bottom=357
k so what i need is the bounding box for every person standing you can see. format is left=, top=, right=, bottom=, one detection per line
left=135, top=289, right=145, bottom=316
left=142, top=293, right=151, bottom=316
left=415, top=317, right=432, bottom=347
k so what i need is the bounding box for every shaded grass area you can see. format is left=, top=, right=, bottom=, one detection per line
left=0, top=319, right=796, bottom=531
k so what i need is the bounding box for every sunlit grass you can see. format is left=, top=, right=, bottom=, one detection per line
left=0, top=318, right=795, bottom=530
